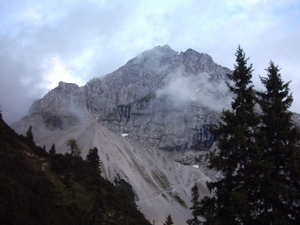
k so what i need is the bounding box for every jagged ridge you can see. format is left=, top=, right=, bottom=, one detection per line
left=19, top=45, right=232, bottom=151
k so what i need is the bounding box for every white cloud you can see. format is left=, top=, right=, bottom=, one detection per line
left=157, top=71, right=231, bottom=111
left=43, top=56, right=85, bottom=90
left=0, top=0, right=300, bottom=123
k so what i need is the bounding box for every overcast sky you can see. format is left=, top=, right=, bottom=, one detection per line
left=0, top=0, right=300, bottom=124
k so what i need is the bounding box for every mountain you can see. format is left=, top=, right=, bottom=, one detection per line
left=11, top=45, right=230, bottom=224
left=13, top=45, right=232, bottom=152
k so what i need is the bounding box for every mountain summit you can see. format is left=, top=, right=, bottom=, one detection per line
left=12, top=45, right=231, bottom=224
left=14, top=45, right=232, bottom=152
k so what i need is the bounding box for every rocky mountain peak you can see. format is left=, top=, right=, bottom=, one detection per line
left=182, top=48, right=203, bottom=57
left=57, top=81, right=79, bottom=89
left=14, top=45, right=232, bottom=152
left=142, top=44, right=177, bottom=56
left=12, top=46, right=231, bottom=223
left=29, top=81, right=82, bottom=115
left=152, top=44, right=177, bottom=54
left=124, top=45, right=178, bottom=76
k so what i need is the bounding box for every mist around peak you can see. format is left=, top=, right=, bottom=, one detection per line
left=156, top=70, right=232, bottom=111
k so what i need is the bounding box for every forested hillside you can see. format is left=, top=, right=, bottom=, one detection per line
left=0, top=113, right=151, bottom=225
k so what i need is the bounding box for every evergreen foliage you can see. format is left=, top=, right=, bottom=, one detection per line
left=199, top=46, right=261, bottom=224
left=26, top=125, right=34, bottom=143
left=49, top=143, right=56, bottom=155
left=198, top=47, right=300, bottom=224
left=163, top=214, right=174, bottom=225
left=66, top=138, right=81, bottom=157
left=187, top=184, right=201, bottom=225
left=0, top=116, right=151, bottom=225
left=86, top=147, right=102, bottom=173
left=255, top=61, right=300, bottom=223
left=114, top=174, right=137, bottom=203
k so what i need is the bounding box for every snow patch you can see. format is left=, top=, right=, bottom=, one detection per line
left=195, top=88, right=201, bottom=92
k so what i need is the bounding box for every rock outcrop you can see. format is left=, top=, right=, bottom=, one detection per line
left=15, top=45, right=232, bottom=152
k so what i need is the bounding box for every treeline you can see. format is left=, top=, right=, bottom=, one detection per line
left=0, top=116, right=151, bottom=225
left=187, top=46, right=300, bottom=224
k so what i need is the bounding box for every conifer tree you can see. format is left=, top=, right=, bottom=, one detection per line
left=49, top=143, right=56, bottom=155
left=199, top=46, right=261, bottom=224
left=86, top=147, right=102, bottom=173
left=187, top=184, right=201, bottom=225
left=66, top=138, right=81, bottom=157
left=26, top=125, right=34, bottom=143
left=163, top=214, right=174, bottom=225
left=256, top=61, right=300, bottom=223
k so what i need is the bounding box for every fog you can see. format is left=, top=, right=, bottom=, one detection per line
left=157, top=72, right=232, bottom=111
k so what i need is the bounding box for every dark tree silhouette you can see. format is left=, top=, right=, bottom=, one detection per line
left=187, top=184, right=201, bottom=225
left=199, top=46, right=261, bottom=224
left=66, top=138, right=81, bottom=157
left=86, top=147, right=102, bottom=173
left=255, top=61, right=300, bottom=223
left=26, top=125, right=34, bottom=143
left=163, top=214, right=174, bottom=225
left=49, top=143, right=56, bottom=155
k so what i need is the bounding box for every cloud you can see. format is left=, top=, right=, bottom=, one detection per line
left=0, top=0, right=135, bottom=123
left=157, top=75, right=195, bottom=105
left=157, top=71, right=232, bottom=111
left=0, top=0, right=300, bottom=124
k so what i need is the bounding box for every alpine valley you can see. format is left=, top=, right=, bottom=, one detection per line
left=12, top=45, right=235, bottom=224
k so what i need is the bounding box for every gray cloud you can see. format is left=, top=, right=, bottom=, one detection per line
left=1, top=0, right=300, bottom=124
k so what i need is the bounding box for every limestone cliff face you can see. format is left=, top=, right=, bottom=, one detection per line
left=16, top=45, right=232, bottom=152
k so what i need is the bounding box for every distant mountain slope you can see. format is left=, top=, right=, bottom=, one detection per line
left=13, top=45, right=232, bottom=152
left=0, top=115, right=151, bottom=225
left=35, top=117, right=212, bottom=224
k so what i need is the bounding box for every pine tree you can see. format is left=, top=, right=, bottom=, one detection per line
left=163, top=214, right=174, bottom=225
left=187, top=184, right=201, bottom=225
left=66, top=138, right=81, bottom=157
left=256, top=61, right=300, bottom=223
left=49, top=143, right=56, bottom=155
left=86, top=147, right=102, bottom=173
left=199, top=46, right=261, bottom=224
left=26, top=125, right=34, bottom=143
